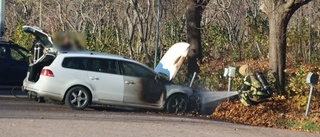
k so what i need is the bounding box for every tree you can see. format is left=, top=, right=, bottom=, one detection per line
left=185, top=0, right=210, bottom=76
left=260, top=0, right=313, bottom=94
left=215, top=0, right=248, bottom=60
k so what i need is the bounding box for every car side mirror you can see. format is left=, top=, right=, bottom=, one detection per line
left=0, top=47, right=5, bottom=58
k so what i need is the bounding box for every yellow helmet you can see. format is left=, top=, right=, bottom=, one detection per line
left=239, top=64, right=251, bottom=76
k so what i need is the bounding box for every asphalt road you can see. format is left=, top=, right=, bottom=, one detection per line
left=0, top=90, right=319, bottom=137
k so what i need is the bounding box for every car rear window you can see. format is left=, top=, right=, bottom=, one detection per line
left=62, top=57, right=89, bottom=70
left=10, top=47, right=28, bottom=62
left=35, top=31, right=52, bottom=47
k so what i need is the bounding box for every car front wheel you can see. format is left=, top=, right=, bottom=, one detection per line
left=65, top=86, right=91, bottom=110
left=166, top=94, right=188, bottom=114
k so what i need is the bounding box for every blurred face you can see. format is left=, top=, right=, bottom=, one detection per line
left=62, top=37, right=70, bottom=44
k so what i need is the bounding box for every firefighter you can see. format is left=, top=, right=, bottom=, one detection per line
left=238, top=64, right=269, bottom=106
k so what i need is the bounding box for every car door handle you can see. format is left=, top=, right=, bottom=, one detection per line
left=125, top=81, right=134, bottom=84
left=89, top=77, right=99, bottom=80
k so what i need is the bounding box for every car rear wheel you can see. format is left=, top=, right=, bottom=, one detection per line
left=37, top=97, right=45, bottom=103
left=65, top=86, right=91, bottom=110
left=166, top=94, right=188, bottom=114
left=27, top=91, right=34, bottom=101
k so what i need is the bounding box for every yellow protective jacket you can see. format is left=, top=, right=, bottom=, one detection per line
left=240, top=65, right=269, bottom=102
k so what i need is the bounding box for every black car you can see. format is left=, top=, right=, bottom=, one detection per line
left=0, top=40, right=29, bottom=86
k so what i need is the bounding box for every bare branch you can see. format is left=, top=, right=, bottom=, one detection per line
left=285, top=0, right=313, bottom=12
left=284, top=0, right=295, bottom=10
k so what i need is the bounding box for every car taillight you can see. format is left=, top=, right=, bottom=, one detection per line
left=40, top=69, right=54, bottom=77
left=42, top=30, right=48, bottom=34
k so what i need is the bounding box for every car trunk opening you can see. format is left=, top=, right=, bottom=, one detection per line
left=28, top=53, right=55, bottom=82
left=23, top=26, right=55, bottom=64
left=23, top=26, right=53, bottom=48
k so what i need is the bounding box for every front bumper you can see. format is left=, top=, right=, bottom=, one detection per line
left=188, top=93, right=201, bottom=113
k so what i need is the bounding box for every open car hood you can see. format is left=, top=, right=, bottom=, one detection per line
left=23, top=26, right=54, bottom=48
left=154, top=42, right=190, bottom=81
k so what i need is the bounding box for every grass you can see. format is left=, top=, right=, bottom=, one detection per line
left=268, top=115, right=320, bottom=132
left=290, top=120, right=320, bottom=131
left=272, top=118, right=320, bottom=132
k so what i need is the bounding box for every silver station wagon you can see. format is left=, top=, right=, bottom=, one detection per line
left=22, top=41, right=199, bottom=113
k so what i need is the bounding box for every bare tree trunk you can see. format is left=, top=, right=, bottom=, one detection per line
left=268, top=12, right=290, bottom=94
left=185, top=0, right=210, bottom=76
left=260, top=0, right=313, bottom=94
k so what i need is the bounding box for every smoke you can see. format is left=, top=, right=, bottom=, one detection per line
left=195, top=90, right=238, bottom=115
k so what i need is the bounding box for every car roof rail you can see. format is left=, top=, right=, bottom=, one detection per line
left=0, top=39, right=16, bottom=44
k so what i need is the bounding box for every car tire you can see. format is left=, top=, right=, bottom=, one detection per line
left=37, top=97, right=45, bottom=103
left=166, top=94, right=188, bottom=114
left=65, top=86, right=91, bottom=110
left=27, top=91, right=33, bottom=101
left=33, top=96, right=38, bottom=102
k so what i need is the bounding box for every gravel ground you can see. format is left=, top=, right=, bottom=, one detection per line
left=0, top=95, right=319, bottom=137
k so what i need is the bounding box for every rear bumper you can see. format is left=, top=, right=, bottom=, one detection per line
left=21, top=86, right=26, bottom=92
left=22, top=77, right=63, bottom=101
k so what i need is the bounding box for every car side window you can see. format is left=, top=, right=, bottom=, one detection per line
left=120, top=61, right=155, bottom=78
left=10, top=47, right=25, bottom=62
left=0, top=46, right=5, bottom=58
left=90, top=58, right=119, bottom=74
left=62, top=57, right=89, bottom=70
